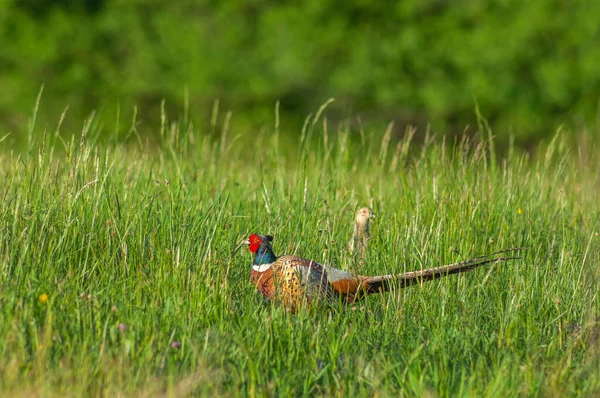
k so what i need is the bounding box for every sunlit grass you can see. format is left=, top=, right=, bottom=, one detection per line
left=0, top=107, right=598, bottom=396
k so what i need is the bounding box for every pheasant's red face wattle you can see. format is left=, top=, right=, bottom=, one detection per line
left=248, top=234, right=263, bottom=253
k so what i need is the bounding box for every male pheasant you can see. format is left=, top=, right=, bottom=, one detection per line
left=244, top=234, right=522, bottom=311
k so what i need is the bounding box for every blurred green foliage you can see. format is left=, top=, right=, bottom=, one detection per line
left=1, top=0, right=599, bottom=146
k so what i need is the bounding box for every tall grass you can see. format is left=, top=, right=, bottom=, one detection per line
left=0, top=108, right=598, bottom=396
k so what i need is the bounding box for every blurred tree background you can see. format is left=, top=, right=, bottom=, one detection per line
left=1, top=0, right=599, bottom=148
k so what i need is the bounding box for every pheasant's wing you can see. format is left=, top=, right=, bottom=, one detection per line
left=276, top=256, right=336, bottom=304
left=323, top=265, right=363, bottom=301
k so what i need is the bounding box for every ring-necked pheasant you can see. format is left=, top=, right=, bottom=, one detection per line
left=348, top=207, right=375, bottom=258
left=244, top=234, right=523, bottom=311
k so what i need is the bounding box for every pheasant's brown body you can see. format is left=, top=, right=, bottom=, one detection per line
left=251, top=256, right=337, bottom=310
left=245, top=234, right=522, bottom=311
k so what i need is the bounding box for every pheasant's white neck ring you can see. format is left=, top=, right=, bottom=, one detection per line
left=252, top=263, right=273, bottom=272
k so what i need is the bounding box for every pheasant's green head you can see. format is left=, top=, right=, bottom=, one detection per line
left=244, top=234, right=277, bottom=265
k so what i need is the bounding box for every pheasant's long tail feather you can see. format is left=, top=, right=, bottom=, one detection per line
left=358, top=247, right=525, bottom=296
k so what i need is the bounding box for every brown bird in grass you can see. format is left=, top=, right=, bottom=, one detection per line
left=244, top=234, right=523, bottom=311
left=348, top=207, right=375, bottom=258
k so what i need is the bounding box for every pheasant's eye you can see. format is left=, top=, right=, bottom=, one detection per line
left=247, top=234, right=264, bottom=253
left=249, top=234, right=263, bottom=244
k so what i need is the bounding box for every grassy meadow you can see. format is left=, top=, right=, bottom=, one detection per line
left=0, top=108, right=599, bottom=396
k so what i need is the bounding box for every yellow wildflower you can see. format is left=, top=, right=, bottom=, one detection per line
left=39, top=293, right=48, bottom=303
left=517, top=208, right=523, bottom=215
